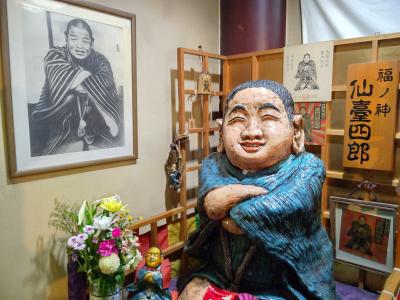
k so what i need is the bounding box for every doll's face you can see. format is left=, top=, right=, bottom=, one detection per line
left=145, top=247, right=162, bottom=269
left=222, top=87, right=293, bottom=171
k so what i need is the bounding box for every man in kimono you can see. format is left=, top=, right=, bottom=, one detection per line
left=294, top=53, right=319, bottom=91
left=179, top=80, right=335, bottom=299
left=29, top=18, right=123, bottom=156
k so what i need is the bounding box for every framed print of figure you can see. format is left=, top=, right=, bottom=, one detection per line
left=330, top=196, right=398, bottom=273
left=1, top=0, right=137, bottom=177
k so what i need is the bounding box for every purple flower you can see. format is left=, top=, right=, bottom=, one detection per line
left=67, top=236, right=78, bottom=248
left=77, top=233, right=88, bottom=241
left=67, top=235, right=87, bottom=251
left=83, top=225, right=96, bottom=235
left=74, top=242, right=86, bottom=251
left=112, top=227, right=121, bottom=238
left=98, top=240, right=118, bottom=256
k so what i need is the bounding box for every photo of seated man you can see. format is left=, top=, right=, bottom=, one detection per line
left=28, top=18, right=123, bottom=156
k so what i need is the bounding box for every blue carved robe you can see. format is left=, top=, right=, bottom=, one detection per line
left=180, top=152, right=336, bottom=300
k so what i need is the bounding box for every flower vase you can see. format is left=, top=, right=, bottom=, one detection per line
left=67, top=256, right=87, bottom=300
left=89, top=282, right=123, bottom=300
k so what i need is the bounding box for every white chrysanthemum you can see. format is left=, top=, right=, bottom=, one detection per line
left=99, top=253, right=120, bottom=275
left=93, top=216, right=113, bottom=230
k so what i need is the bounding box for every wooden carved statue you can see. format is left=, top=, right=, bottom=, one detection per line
left=178, top=80, right=335, bottom=299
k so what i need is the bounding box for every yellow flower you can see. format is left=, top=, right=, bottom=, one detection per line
left=100, top=195, right=127, bottom=213
left=127, top=216, right=133, bottom=222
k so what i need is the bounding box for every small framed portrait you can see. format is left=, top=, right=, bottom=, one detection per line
left=330, top=196, right=398, bottom=273
left=1, top=0, right=137, bottom=178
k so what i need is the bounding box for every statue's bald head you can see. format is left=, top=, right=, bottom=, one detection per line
left=224, top=80, right=294, bottom=124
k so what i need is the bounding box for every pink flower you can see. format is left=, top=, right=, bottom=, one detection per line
left=112, top=227, right=121, bottom=238
left=97, top=239, right=118, bottom=256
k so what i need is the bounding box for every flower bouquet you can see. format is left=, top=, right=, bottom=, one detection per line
left=67, top=195, right=141, bottom=299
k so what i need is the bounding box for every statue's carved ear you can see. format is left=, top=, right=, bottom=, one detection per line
left=292, top=114, right=305, bottom=154
left=216, top=118, right=224, bottom=153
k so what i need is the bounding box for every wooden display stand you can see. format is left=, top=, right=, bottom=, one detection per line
left=129, top=33, right=400, bottom=297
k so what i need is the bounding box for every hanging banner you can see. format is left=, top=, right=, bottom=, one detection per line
left=283, top=41, right=333, bottom=102
left=343, top=61, right=398, bottom=171
left=294, top=102, right=327, bottom=145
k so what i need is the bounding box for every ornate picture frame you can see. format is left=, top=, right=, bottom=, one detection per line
left=1, top=0, right=137, bottom=178
left=330, top=196, right=398, bottom=273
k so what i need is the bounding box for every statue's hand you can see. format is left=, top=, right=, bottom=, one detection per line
left=204, top=184, right=267, bottom=220
left=144, top=272, right=154, bottom=284
left=222, top=217, right=244, bottom=235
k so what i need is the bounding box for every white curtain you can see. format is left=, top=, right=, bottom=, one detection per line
left=301, top=0, right=400, bottom=43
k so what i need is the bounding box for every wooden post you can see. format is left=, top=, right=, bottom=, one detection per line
left=177, top=48, right=188, bottom=243
left=150, top=222, right=158, bottom=247
left=202, top=55, right=210, bottom=157
left=371, top=39, right=379, bottom=62
left=251, top=55, right=258, bottom=80
left=321, top=102, right=332, bottom=228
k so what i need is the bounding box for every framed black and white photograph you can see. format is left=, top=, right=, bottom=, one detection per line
left=330, top=196, right=398, bottom=273
left=1, top=0, right=137, bottom=177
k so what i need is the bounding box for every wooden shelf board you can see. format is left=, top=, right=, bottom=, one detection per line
left=163, top=241, right=185, bottom=256
left=331, top=83, right=400, bottom=92
left=393, top=178, right=399, bottom=187
left=326, top=170, right=345, bottom=179
left=326, top=130, right=399, bottom=139
left=186, top=164, right=200, bottom=172
left=129, top=206, right=185, bottom=230
left=227, top=48, right=283, bottom=60
left=327, top=170, right=399, bottom=187
left=180, top=47, right=227, bottom=60
left=184, top=89, right=227, bottom=96
left=332, top=85, right=346, bottom=92
left=187, top=199, right=197, bottom=209
left=332, top=32, right=400, bottom=46
left=188, top=127, right=219, bottom=134
left=326, top=129, right=344, bottom=136
left=322, top=210, right=330, bottom=219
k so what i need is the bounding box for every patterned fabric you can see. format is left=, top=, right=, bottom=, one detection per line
left=180, top=152, right=336, bottom=300
left=335, top=281, right=378, bottom=300
left=29, top=46, right=122, bottom=155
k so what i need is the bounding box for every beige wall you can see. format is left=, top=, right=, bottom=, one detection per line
left=0, top=0, right=220, bottom=299
left=285, top=0, right=302, bottom=46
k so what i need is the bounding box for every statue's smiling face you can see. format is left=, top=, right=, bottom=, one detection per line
left=222, top=87, right=293, bottom=172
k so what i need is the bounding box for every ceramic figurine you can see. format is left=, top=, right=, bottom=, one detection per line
left=128, top=247, right=171, bottom=300
left=178, top=80, right=335, bottom=299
